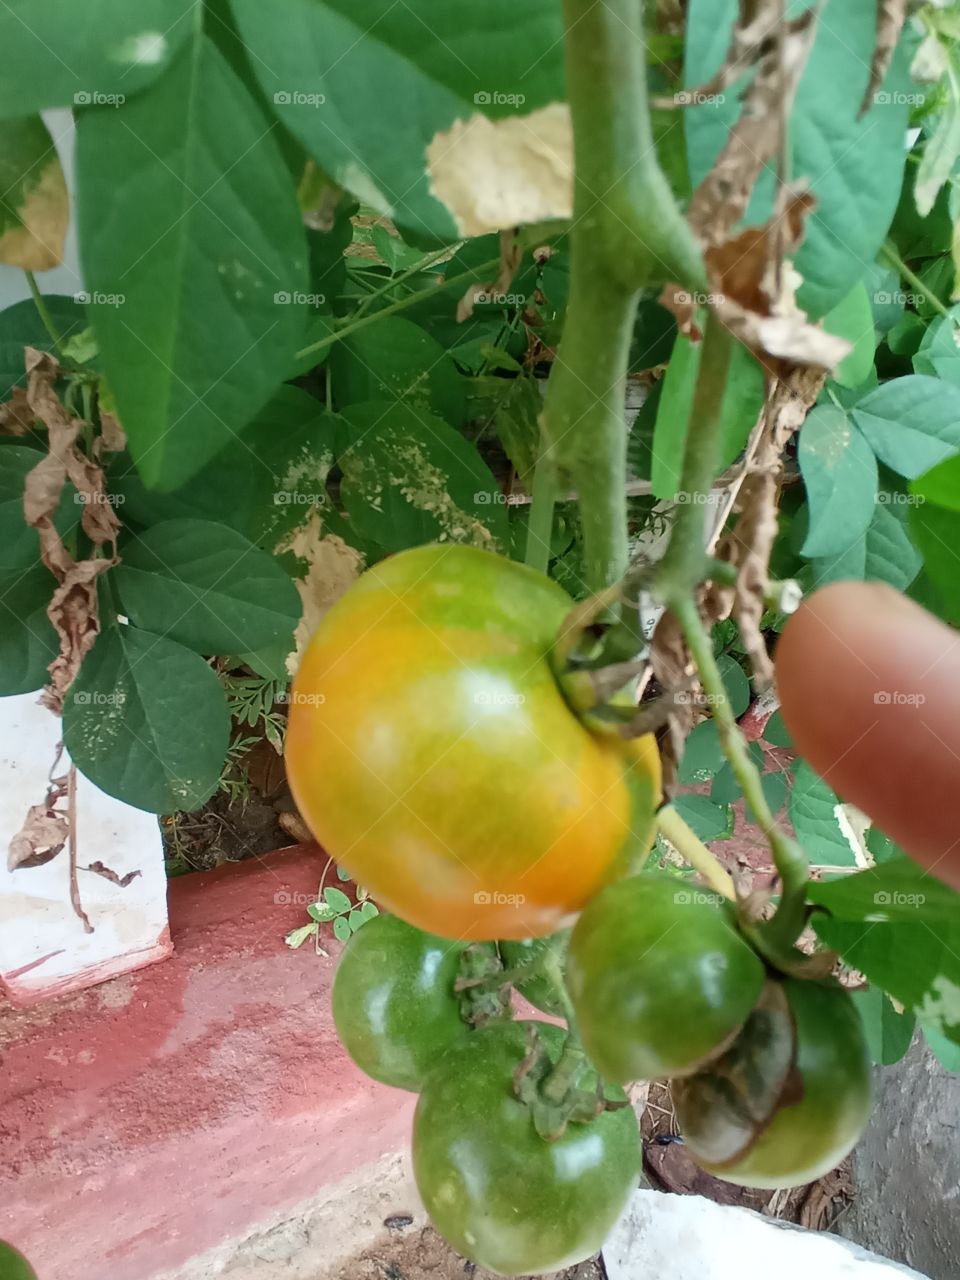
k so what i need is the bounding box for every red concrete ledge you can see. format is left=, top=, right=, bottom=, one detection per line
left=0, top=847, right=416, bottom=1280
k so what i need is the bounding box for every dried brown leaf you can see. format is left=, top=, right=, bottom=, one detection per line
left=860, top=0, right=908, bottom=118
left=8, top=806, right=68, bottom=869
left=83, top=861, right=142, bottom=888
left=0, top=386, right=35, bottom=435
left=457, top=228, right=525, bottom=322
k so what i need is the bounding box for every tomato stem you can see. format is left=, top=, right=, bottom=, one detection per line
left=656, top=805, right=736, bottom=901
left=544, top=0, right=706, bottom=597
left=524, top=447, right=558, bottom=572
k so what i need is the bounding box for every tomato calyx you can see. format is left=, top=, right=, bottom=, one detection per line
left=453, top=943, right=514, bottom=1027
left=512, top=1023, right=627, bottom=1141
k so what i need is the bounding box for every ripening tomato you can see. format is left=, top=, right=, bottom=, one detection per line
left=566, top=875, right=766, bottom=1082
left=286, top=545, right=660, bottom=941
left=332, top=913, right=470, bottom=1091
left=675, top=979, right=871, bottom=1189
left=413, top=1020, right=641, bottom=1275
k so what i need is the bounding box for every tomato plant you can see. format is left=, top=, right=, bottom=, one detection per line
left=4, top=0, right=960, bottom=1275
left=412, top=1021, right=641, bottom=1276
left=331, top=913, right=472, bottom=1091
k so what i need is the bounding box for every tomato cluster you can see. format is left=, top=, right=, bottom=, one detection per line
left=287, top=547, right=872, bottom=1276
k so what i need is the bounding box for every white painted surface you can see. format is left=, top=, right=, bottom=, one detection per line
left=0, top=692, right=170, bottom=1005
left=604, top=1191, right=930, bottom=1280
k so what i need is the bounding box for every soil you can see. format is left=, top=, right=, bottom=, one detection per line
left=340, top=1224, right=605, bottom=1280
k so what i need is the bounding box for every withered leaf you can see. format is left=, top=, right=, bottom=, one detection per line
left=8, top=806, right=68, bottom=869
left=860, top=0, right=908, bottom=119
left=457, top=228, right=525, bottom=322
left=0, top=386, right=35, bottom=435
left=83, top=861, right=142, bottom=888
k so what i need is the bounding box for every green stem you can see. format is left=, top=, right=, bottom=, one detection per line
left=655, top=313, right=734, bottom=597
left=540, top=949, right=589, bottom=1104
left=543, top=0, right=706, bottom=597
left=656, top=805, right=736, bottom=900
left=295, top=256, right=501, bottom=361
left=352, top=241, right=463, bottom=319
left=673, top=594, right=809, bottom=941
left=880, top=239, right=951, bottom=321
left=25, top=271, right=65, bottom=355
left=524, top=449, right=558, bottom=572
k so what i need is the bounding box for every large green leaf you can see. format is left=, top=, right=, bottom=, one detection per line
left=798, top=404, right=877, bottom=557
left=909, top=501, right=960, bottom=621
left=114, top=519, right=301, bottom=654
left=229, top=0, right=565, bottom=240
left=0, top=564, right=58, bottom=695
left=76, top=33, right=308, bottom=490
left=330, top=316, right=466, bottom=424
left=337, top=401, right=509, bottom=553
left=685, top=0, right=909, bottom=317
left=0, top=0, right=196, bottom=117
left=0, top=296, right=86, bottom=398
left=808, top=485, right=922, bottom=591
left=852, top=986, right=915, bottom=1067
left=0, top=115, right=68, bottom=271
left=851, top=376, right=960, bottom=479
left=788, top=760, right=862, bottom=868
left=652, top=334, right=764, bottom=499
left=63, top=624, right=230, bottom=812
left=809, top=857, right=960, bottom=925
left=671, top=794, right=733, bottom=842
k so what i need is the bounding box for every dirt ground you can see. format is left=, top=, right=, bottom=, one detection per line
left=340, top=1223, right=604, bottom=1280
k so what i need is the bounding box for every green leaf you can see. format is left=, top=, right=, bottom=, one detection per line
left=0, top=445, right=77, bottom=573
left=337, top=401, right=509, bottom=554
left=915, top=98, right=960, bottom=218
left=798, top=404, right=877, bottom=558
left=851, top=375, right=960, bottom=478
left=672, top=794, right=733, bottom=842
left=908, top=501, right=960, bottom=622
left=336, top=865, right=352, bottom=882
left=651, top=335, right=764, bottom=499
left=347, top=909, right=366, bottom=933
left=62, top=624, right=230, bottom=812
left=755, top=769, right=789, bottom=819
left=330, top=316, right=465, bottom=424
left=710, top=742, right=764, bottom=805
left=852, top=986, right=916, bottom=1067
left=229, top=0, right=565, bottom=240
left=809, top=487, right=922, bottom=591
left=685, top=0, right=910, bottom=317
left=912, top=307, right=960, bottom=387
left=0, top=564, right=58, bottom=695
left=911, top=453, right=960, bottom=512
left=493, top=376, right=542, bottom=485
left=809, top=857, right=960, bottom=925
left=285, top=922, right=319, bottom=949
left=76, top=33, right=308, bottom=490
left=822, top=282, right=876, bottom=389
left=788, top=760, right=861, bottom=869
left=359, top=900, right=379, bottom=921
left=813, top=913, right=960, bottom=1045
left=114, top=519, right=301, bottom=654
left=922, top=1024, right=960, bottom=1072
left=333, top=916, right=352, bottom=943
left=0, top=114, right=68, bottom=271
left=323, top=886, right=352, bottom=914
left=0, top=0, right=195, bottom=117
left=716, top=652, right=750, bottom=719
left=762, top=709, right=793, bottom=748
left=0, top=296, right=86, bottom=398
left=307, top=901, right=336, bottom=923
left=677, top=719, right=725, bottom=784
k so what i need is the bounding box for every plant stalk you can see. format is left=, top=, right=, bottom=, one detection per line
left=656, top=805, right=736, bottom=900
left=524, top=449, right=558, bottom=572
left=25, top=271, right=65, bottom=355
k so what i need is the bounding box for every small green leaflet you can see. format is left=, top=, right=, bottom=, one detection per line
left=0, top=446, right=77, bottom=573
left=822, top=281, right=876, bottom=390
left=0, top=296, right=86, bottom=398
left=798, top=404, right=877, bottom=558
left=852, top=986, right=915, bottom=1067
left=851, top=375, right=960, bottom=479
left=788, top=761, right=863, bottom=869
left=672, top=794, right=733, bottom=842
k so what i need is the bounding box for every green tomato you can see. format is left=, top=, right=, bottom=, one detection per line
left=676, top=979, right=871, bottom=1189
left=332, top=913, right=470, bottom=1091
left=566, top=875, right=766, bottom=1082
left=499, top=934, right=567, bottom=1016
left=413, top=1020, right=640, bottom=1276
left=0, top=1242, right=37, bottom=1280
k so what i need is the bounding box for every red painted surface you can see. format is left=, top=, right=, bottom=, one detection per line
left=0, top=847, right=416, bottom=1280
